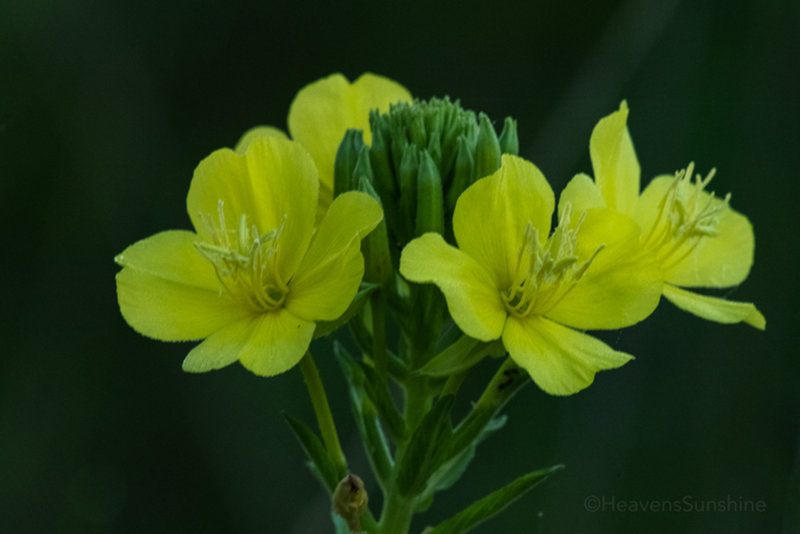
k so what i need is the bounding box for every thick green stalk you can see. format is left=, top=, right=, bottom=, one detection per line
left=299, top=352, right=348, bottom=478
left=378, top=491, right=414, bottom=534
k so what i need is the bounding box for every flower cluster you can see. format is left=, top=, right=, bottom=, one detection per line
left=115, top=72, right=763, bottom=389
left=114, top=72, right=764, bottom=534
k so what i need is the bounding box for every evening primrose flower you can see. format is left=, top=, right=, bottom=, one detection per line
left=236, top=73, right=412, bottom=212
left=400, top=155, right=662, bottom=395
left=560, top=101, right=765, bottom=329
left=115, top=136, right=382, bottom=376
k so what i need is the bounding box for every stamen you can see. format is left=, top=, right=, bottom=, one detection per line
left=502, top=208, right=602, bottom=318
left=193, top=203, right=289, bottom=311
left=641, top=163, right=729, bottom=270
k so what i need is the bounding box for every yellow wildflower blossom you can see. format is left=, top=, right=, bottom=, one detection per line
left=115, top=136, right=382, bottom=376
left=236, top=73, right=412, bottom=212
left=560, top=101, right=765, bottom=329
left=400, top=155, right=662, bottom=395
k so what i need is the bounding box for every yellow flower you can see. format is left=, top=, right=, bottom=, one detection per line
left=560, top=101, right=765, bottom=329
left=115, top=136, right=382, bottom=376
left=399, top=155, right=662, bottom=395
left=236, top=73, right=412, bottom=213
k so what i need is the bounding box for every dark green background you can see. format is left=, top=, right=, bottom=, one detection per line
left=1, top=0, right=797, bottom=532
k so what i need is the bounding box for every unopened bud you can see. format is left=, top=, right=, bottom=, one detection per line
left=446, top=135, right=475, bottom=212
left=368, top=123, right=396, bottom=199
left=333, top=474, right=368, bottom=533
left=398, top=145, right=419, bottom=239
left=358, top=176, right=393, bottom=287
left=351, top=145, right=374, bottom=186
left=475, top=112, right=502, bottom=180
left=415, top=150, right=444, bottom=236
left=335, top=129, right=366, bottom=196
left=498, top=116, right=519, bottom=156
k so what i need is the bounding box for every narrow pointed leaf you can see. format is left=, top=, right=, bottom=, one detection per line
left=396, top=396, right=455, bottom=495
left=428, top=464, right=564, bottom=534
left=282, top=413, right=339, bottom=492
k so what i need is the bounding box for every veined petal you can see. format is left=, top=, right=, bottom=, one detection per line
left=183, top=309, right=315, bottom=376
left=288, top=72, right=412, bottom=200
left=400, top=232, right=507, bottom=341
left=546, top=209, right=663, bottom=329
left=635, top=176, right=755, bottom=288
left=558, top=173, right=606, bottom=217
left=234, top=125, right=288, bottom=154
left=187, top=136, right=319, bottom=283
left=115, top=231, right=249, bottom=341
left=453, top=154, right=555, bottom=290
left=287, top=191, right=382, bottom=321
left=589, top=101, right=640, bottom=217
left=663, top=284, right=765, bottom=329
left=502, top=315, right=633, bottom=396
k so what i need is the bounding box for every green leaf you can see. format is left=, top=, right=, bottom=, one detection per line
left=282, top=413, right=340, bottom=492
left=315, top=282, right=379, bottom=339
left=427, top=464, right=564, bottom=534
left=396, top=396, right=454, bottom=496
left=415, top=415, right=508, bottom=511
left=357, top=360, right=407, bottom=441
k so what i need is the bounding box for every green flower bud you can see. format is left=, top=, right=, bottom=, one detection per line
left=398, top=144, right=419, bottom=239
left=498, top=116, right=519, bottom=156
left=415, top=150, right=444, bottom=237
left=333, top=474, right=368, bottom=533
left=446, top=135, right=475, bottom=213
left=426, top=130, right=442, bottom=172
left=368, top=122, right=396, bottom=200
left=475, top=112, right=502, bottom=180
left=358, top=176, right=393, bottom=287
left=351, top=144, right=374, bottom=186
left=334, top=129, right=365, bottom=196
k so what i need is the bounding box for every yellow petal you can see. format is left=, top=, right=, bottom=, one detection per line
left=234, top=125, right=288, bottom=154
left=187, top=136, right=319, bottom=283
left=400, top=232, right=507, bottom=341
left=287, top=191, right=382, bottom=321
left=546, top=209, right=663, bottom=329
left=558, top=173, right=606, bottom=217
left=453, top=154, right=555, bottom=290
left=635, top=176, right=755, bottom=288
left=115, top=231, right=249, bottom=341
left=589, top=101, right=640, bottom=217
left=183, top=309, right=315, bottom=376
left=288, top=72, right=412, bottom=202
left=502, top=315, right=633, bottom=396
left=662, top=284, right=765, bottom=329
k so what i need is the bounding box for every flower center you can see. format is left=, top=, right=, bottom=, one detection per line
left=501, top=204, right=602, bottom=318
left=640, top=163, right=730, bottom=272
left=195, top=200, right=289, bottom=312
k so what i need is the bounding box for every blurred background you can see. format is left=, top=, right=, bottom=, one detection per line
left=1, top=0, right=797, bottom=532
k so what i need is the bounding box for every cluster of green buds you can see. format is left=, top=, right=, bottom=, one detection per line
left=333, top=98, right=519, bottom=362
left=334, top=97, right=519, bottom=249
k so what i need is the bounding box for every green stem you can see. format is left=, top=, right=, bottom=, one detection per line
left=378, top=490, right=414, bottom=534
left=451, top=357, right=528, bottom=456
left=371, top=291, right=388, bottom=382
left=299, top=351, right=348, bottom=478
left=440, top=369, right=467, bottom=398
